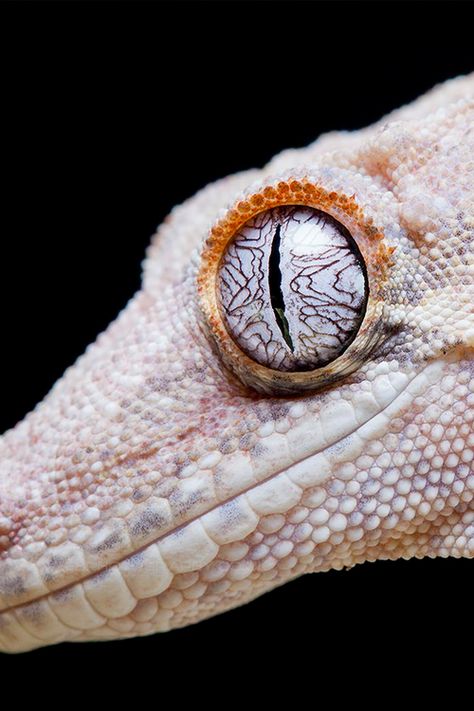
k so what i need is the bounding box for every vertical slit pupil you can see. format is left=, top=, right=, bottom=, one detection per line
left=268, top=223, right=294, bottom=352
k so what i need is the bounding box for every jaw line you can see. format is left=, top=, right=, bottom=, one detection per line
left=0, top=358, right=442, bottom=616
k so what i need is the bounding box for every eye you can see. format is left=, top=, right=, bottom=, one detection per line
left=198, top=178, right=394, bottom=394
left=217, top=206, right=368, bottom=372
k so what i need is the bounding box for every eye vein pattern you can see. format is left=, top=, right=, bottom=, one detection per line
left=218, top=205, right=368, bottom=371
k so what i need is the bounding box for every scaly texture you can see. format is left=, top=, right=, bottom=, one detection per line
left=0, top=75, right=473, bottom=652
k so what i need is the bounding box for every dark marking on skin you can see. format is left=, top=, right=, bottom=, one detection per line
left=42, top=554, right=68, bottom=583
left=19, top=601, right=43, bottom=624
left=125, top=551, right=145, bottom=568
left=52, top=588, right=74, bottom=603
left=0, top=575, right=27, bottom=597
left=93, top=532, right=122, bottom=553
left=251, top=442, right=267, bottom=458
left=218, top=437, right=239, bottom=455
left=154, top=479, right=177, bottom=500
left=217, top=500, right=243, bottom=534
left=239, top=433, right=257, bottom=450
left=47, top=555, right=66, bottom=569
left=169, top=488, right=206, bottom=519
left=174, top=456, right=192, bottom=477
left=254, top=402, right=290, bottom=423
left=130, top=509, right=167, bottom=538
left=132, top=487, right=150, bottom=502
left=325, top=434, right=354, bottom=457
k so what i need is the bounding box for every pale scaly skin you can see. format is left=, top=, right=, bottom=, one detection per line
left=1, top=76, right=473, bottom=653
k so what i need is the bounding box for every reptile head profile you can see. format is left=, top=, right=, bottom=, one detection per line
left=0, top=74, right=473, bottom=652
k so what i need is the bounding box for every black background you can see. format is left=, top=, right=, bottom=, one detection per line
left=1, top=0, right=472, bottom=694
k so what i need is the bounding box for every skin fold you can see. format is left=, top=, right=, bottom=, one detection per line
left=0, top=75, right=473, bottom=653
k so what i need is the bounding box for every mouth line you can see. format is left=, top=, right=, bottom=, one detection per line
left=0, top=362, right=434, bottom=618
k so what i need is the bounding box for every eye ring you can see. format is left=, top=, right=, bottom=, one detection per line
left=198, top=177, right=394, bottom=395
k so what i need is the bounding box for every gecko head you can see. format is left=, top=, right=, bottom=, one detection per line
left=0, top=77, right=473, bottom=652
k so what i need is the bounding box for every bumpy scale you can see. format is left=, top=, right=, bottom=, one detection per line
left=0, top=75, right=473, bottom=652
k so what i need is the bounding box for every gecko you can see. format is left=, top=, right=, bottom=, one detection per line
left=0, top=74, right=473, bottom=653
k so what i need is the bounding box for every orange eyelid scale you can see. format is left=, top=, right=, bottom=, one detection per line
left=198, top=177, right=395, bottom=395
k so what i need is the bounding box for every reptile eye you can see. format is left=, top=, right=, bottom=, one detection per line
left=217, top=206, right=368, bottom=371
left=198, top=178, right=394, bottom=394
